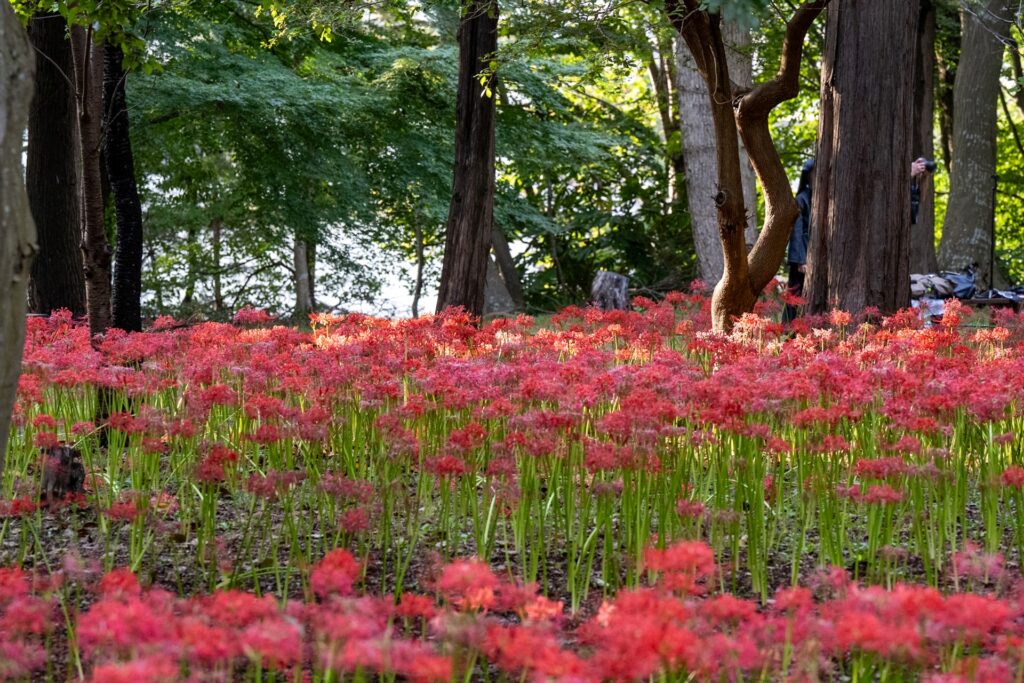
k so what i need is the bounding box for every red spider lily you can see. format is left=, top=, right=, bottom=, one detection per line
left=87, top=654, right=179, bottom=682
left=233, top=306, right=274, bottom=326
left=644, top=541, right=715, bottom=594
left=436, top=559, right=499, bottom=612
left=0, top=498, right=38, bottom=518
left=98, top=568, right=141, bottom=596
left=310, top=548, right=362, bottom=598
left=105, top=499, right=142, bottom=523
left=395, top=594, right=436, bottom=621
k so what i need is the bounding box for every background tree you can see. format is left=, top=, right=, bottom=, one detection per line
left=911, top=0, right=939, bottom=274
left=26, top=12, right=85, bottom=315
left=805, top=1, right=917, bottom=314
left=938, top=0, right=1012, bottom=286
left=0, top=0, right=35, bottom=482
left=435, top=0, right=499, bottom=318
left=104, top=42, right=145, bottom=332
left=676, top=22, right=759, bottom=285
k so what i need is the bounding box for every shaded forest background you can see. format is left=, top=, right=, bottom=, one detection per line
left=16, top=0, right=1024, bottom=319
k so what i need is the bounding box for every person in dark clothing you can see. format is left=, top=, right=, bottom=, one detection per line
left=784, top=158, right=814, bottom=323
left=910, top=157, right=934, bottom=225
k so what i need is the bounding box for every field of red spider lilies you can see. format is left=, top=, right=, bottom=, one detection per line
left=4, top=288, right=1024, bottom=681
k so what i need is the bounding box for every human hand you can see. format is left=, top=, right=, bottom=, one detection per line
left=911, top=158, right=930, bottom=179
left=798, top=264, right=807, bottom=274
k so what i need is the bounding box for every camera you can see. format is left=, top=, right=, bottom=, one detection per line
left=923, top=159, right=937, bottom=173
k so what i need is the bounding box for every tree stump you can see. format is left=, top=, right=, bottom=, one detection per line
left=591, top=271, right=629, bottom=311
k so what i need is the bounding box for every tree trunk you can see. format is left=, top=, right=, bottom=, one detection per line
left=435, top=0, right=498, bottom=319
left=491, top=227, right=524, bottom=311
left=0, top=2, right=36, bottom=482
left=910, top=0, right=939, bottom=274
left=669, top=1, right=827, bottom=331
left=26, top=13, right=85, bottom=316
left=935, top=0, right=960, bottom=170
left=71, top=29, right=111, bottom=338
left=294, top=236, right=314, bottom=318
left=182, top=224, right=198, bottom=306
left=412, top=220, right=425, bottom=317
left=675, top=22, right=759, bottom=285
left=211, top=218, right=224, bottom=312
left=805, top=0, right=917, bottom=315
left=104, top=43, right=144, bottom=332
left=937, top=0, right=1011, bottom=288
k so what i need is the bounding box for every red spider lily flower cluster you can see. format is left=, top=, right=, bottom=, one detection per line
left=5, top=300, right=1024, bottom=680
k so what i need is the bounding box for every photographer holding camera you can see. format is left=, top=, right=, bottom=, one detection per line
left=911, top=157, right=937, bottom=225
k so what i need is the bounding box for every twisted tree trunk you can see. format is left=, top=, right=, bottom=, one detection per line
left=104, top=43, right=144, bottom=332
left=435, top=0, right=498, bottom=319
left=668, top=1, right=827, bottom=331
left=0, top=2, right=37, bottom=482
left=26, top=13, right=85, bottom=316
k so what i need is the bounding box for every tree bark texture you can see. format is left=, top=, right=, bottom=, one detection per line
left=27, top=13, right=85, bottom=317
left=675, top=23, right=759, bottom=286
left=0, top=2, right=36, bottom=482
left=669, top=1, right=827, bottom=331
left=911, top=0, right=939, bottom=274
left=104, top=43, right=144, bottom=332
left=937, top=0, right=1011, bottom=287
left=212, top=218, right=224, bottom=312
left=71, top=29, right=111, bottom=337
left=293, top=236, right=314, bottom=318
left=805, top=0, right=917, bottom=315
left=435, top=0, right=498, bottom=319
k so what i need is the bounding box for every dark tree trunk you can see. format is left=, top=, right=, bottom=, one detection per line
left=910, top=0, right=939, bottom=274
left=805, top=0, right=917, bottom=315
left=937, top=0, right=1011, bottom=287
left=412, top=220, right=425, bottom=317
left=26, top=13, right=85, bottom=316
left=435, top=0, right=498, bottom=319
left=0, top=1, right=36, bottom=482
left=294, top=236, right=314, bottom=319
left=668, top=1, right=827, bottom=331
left=935, top=0, right=960, bottom=170
left=103, top=43, right=144, bottom=332
left=71, top=28, right=111, bottom=338
left=211, top=218, right=224, bottom=312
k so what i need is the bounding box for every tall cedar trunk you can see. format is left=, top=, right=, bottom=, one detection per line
left=435, top=0, right=498, bottom=319
left=307, top=241, right=316, bottom=310
left=182, top=224, right=198, bottom=306
left=491, top=227, right=524, bottom=311
left=669, top=1, right=826, bottom=331
left=937, top=0, right=1011, bottom=287
left=211, top=218, right=223, bottom=312
left=676, top=23, right=759, bottom=285
left=294, top=236, right=314, bottom=318
left=0, top=3, right=36, bottom=482
left=104, top=43, right=144, bottom=332
left=412, top=220, right=425, bottom=317
left=71, top=29, right=111, bottom=337
left=805, top=1, right=916, bottom=315
left=910, top=0, right=939, bottom=274
left=936, top=0, right=960, bottom=170
left=26, top=13, right=85, bottom=316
